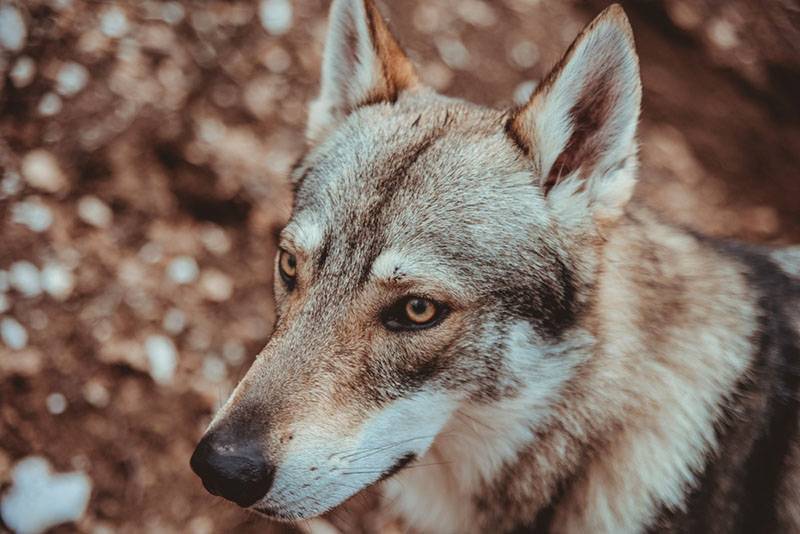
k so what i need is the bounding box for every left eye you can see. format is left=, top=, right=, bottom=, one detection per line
left=278, top=249, right=297, bottom=288
left=381, top=296, right=447, bottom=331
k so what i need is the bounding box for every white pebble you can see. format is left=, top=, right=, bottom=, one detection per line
left=167, top=256, right=199, bottom=284
left=0, top=270, right=8, bottom=291
left=200, top=269, right=233, bottom=301
left=21, top=150, right=66, bottom=193
left=200, top=226, right=231, bottom=255
left=100, top=6, right=129, bottom=38
left=262, top=46, right=291, bottom=73
left=41, top=263, right=74, bottom=300
left=436, top=37, right=470, bottom=70
left=513, top=80, right=538, bottom=105
left=145, top=335, right=178, bottom=385
left=0, top=294, right=8, bottom=313
left=0, top=5, right=26, bottom=51
left=0, top=456, right=92, bottom=534
left=138, top=242, right=162, bottom=264
left=162, top=307, right=186, bottom=334
left=56, top=62, right=89, bottom=96
left=9, top=261, right=41, bottom=297
left=1, top=170, right=22, bottom=196
left=259, top=0, right=293, bottom=35
left=38, top=92, right=62, bottom=116
left=509, top=40, right=540, bottom=70
left=222, top=340, right=246, bottom=365
left=11, top=199, right=53, bottom=232
left=202, top=356, right=227, bottom=382
left=160, top=1, right=184, bottom=24
left=82, top=380, right=110, bottom=408
left=10, top=56, right=35, bottom=88
left=1, top=317, right=28, bottom=350
left=76, top=195, right=112, bottom=228
left=46, top=393, right=67, bottom=415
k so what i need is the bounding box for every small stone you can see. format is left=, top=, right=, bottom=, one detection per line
left=0, top=270, right=8, bottom=291
left=509, top=40, right=539, bottom=70
left=436, top=37, right=470, bottom=70
left=77, top=195, right=112, bottom=228
left=82, top=380, right=110, bottom=408
left=56, top=62, right=89, bottom=97
left=222, top=340, right=246, bottom=365
left=0, top=294, right=9, bottom=314
left=200, top=269, right=233, bottom=301
left=46, top=393, right=67, bottom=415
left=0, top=457, right=92, bottom=534
left=100, top=6, right=129, bottom=38
left=145, top=335, right=178, bottom=385
left=0, top=4, right=26, bottom=51
left=21, top=150, right=67, bottom=193
left=167, top=256, right=199, bottom=285
left=38, top=92, right=63, bottom=116
left=1, top=170, right=22, bottom=196
left=513, top=80, right=538, bottom=105
left=162, top=307, right=186, bottom=335
left=10, top=56, right=35, bottom=88
left=202, top=356, right=227, bottom=382
left=259, top=0, right=293, bottom=35
left=160, top=2, right=185, bottom=25
left=41, top=263, right=74, bottom=300
left=11, top=199, right=53, bottom=232
left=9, top=261, right=41, bottom=297
left=262, top=46, right=291, bottom=73
left=1, top=317, right=28, bottom=350
left=138, top=242, right=162, bottom=264
left=200, top=226, right=231, bottom=255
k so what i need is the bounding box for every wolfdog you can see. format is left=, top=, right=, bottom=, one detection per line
left=190, top=1, right=800, bottom=532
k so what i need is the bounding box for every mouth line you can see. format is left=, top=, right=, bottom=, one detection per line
left=376, top=452, right=417, bottom=483
left=253, top=453, right=418, bottom=520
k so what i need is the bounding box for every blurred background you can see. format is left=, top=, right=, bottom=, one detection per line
left=0, top=0, right=799, bottom=532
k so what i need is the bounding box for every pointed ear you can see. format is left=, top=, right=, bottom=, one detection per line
left=507, top=4, right=641, bottom=222
left=306, top=0, right=419, bottom=143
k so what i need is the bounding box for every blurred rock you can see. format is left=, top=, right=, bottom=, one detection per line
left=40, top=263, right=75, bottom=300
left=45, top=393, right=67, bottom=415
left=259, top=0, right=293, bottom=36
left=77, top=195, right=113, bottom=228
left=11, top=199, right=54, bottom=233
left=21, top=150, right=67, bottom=193
left=0, top=456, right=92, bottom=534
left=100, top=6, right=129, bottom=38
left=145, top=334, right=178, bottom=385
left=37, top=93, right=63, bottom=117
left=9, top=261, right=41, bottom=297
left=10, top=56, right=35, bottom=88
left=1, top=317, right=28, bottom=350
left=0, top=4, right=25, bottom=51
left=167, top=256, right=199, bottom=285
left=199, top=269, right=233, bottom=302
left=56, top=62, right=90, bottom=97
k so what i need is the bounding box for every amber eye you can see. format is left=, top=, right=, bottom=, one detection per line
left=278, top=249, right=297, bottom=287
left=405, top=298, right=436, bottom=324
left=382, top=296, right=447, bottom=331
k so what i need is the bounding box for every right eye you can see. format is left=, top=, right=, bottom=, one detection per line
left=278, top=249, right=297, bottom=289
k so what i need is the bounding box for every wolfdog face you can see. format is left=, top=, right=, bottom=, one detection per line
left=191, top=0, right=641, bottom=520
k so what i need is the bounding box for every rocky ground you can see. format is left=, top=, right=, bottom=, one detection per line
left=0, top=0, right=798, bottom=532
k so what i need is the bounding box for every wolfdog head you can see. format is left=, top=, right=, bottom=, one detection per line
left=191, top=0, right=641, bottom=520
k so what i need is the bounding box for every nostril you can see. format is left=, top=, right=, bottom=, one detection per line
left=190, top=432, right=275, bottom=508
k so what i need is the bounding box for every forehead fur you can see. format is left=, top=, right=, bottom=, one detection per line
left=292, top=89, right=554, bottom=290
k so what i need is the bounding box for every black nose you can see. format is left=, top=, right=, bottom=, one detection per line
left=190, top=430, right=275, bottom=507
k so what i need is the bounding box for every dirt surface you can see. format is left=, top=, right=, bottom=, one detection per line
left=0, top=0, right=798, bottom=532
